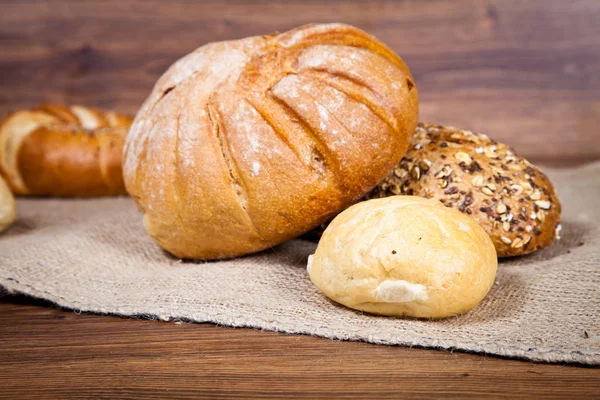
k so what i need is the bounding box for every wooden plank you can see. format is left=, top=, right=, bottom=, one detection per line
left=0, top=295, right=598, bottom=399
left=0, top=0, right=599, bottom=164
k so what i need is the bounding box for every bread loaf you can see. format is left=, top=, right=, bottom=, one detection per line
left=368, top=123, right=561, bottom=257
left=0, top=104, right=132, bottom=197
left=0, top=175, right=16, bottom=233
left=124, top=23, right=419, bottom=260
left=308, top=196, right=497, bottom=318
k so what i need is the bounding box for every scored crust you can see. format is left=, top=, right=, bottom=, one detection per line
left=124, top=23, right=419, bottom=259
left=367, top=123, right=562, bottom=257
left=0, top=104, right=132, bottom=196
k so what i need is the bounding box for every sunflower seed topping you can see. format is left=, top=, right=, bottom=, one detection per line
left=455, top=152, right=472, bottom=165
left=535, top=200, right=551, bottom=210
left=472, top=175, right=485, bottom=187
left=496, top=203, right=507, bottom=214
left=537, top=210, right=546, bottom=222
left=510, top=184, right=523, bottom=196
left=521, top=182, right=533, bottom=194
left=511, top=237, right=524, bottom=248
left=419, top=159, right=432, bottom=171
left=411, top=166, right=420, bottom=180
left=393, top=168, right=407, bottom=178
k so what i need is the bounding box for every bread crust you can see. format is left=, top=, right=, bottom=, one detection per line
left=308, top=196, right=497, bottom=318
left=0, top=175, right=16, bottom=233
left=124, top=23, right=419, bottom=259
left=0, top=104, right=132, bottom=196
left=368, top=123, right=562, bottom=257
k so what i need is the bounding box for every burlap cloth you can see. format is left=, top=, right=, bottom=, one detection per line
left=1, top=163, right=598, bottom=365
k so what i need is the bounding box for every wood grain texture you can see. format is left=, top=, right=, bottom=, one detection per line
left=0, top=0, right=599, bottom=165
left=1, top=2, right=599, bottom=398
left=0, top=295, right=598, bottom=399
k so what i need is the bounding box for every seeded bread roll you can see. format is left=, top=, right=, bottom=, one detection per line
left=308, top=196, right=497, bottom=318
left=124, top=23, right=419, bottom=260
left=0, top=104, right=132, bottom=197
left=367, top=123, right=562, bottom=257
left=0, top=175, right=16, bottom=233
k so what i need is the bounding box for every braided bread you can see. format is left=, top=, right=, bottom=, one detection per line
left=0, top=104, right=132, bottom=196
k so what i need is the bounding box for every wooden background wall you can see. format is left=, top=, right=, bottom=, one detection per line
left=1, top=0, right=599, bottom=166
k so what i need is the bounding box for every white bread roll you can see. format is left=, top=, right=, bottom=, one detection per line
left=0, top=175, right=16, bottom=233
left=308, top=196, right=497, bottom=318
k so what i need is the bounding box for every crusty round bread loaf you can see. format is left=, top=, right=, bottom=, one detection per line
left=367, top=123, right=562, bottom=257
left=0, top=104, right=132, bottom=197
left=123, top=23, right=419, bottom=260
left=308, top=196, right=497, bottom=318
left=0, top=175, right=16, bottom=233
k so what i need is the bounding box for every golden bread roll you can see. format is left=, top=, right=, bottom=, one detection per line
left=0, top=104, right=132, bottom=197
left=0, top=175, right=16, bottom=233
left=308, top=196, right=497, bottom=318
left=368, top=123, right=562, bottom=257
left=124, top=23, right=419, bottom=260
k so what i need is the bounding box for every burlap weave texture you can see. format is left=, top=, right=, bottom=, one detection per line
left=1, top=163, right=598, bottom=364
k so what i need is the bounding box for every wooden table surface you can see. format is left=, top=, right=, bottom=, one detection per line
left=2, top=1, right=600, bottom=398
left=2, top=0, right=600, bottom=166
left=0, top=294, right=598, bottom=399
